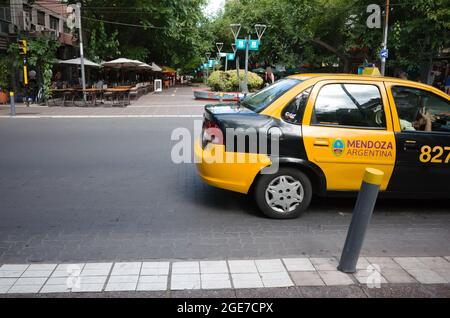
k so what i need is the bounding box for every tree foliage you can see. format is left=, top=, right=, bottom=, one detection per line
left=85, top=22, right=120, bottom=63
left=56, top=0, right=450, bottom=76
left=209, top=0, right=450, bottom=75
left=8, top=36, right=60, bottom=99
left=71, top=0, right=213, bottom=72
left=0, top=56, right=10, bottom=90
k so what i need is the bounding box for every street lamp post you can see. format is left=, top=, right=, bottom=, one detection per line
left=231, top=43, right=237, bottom=71
left=230, top=23, right=266, bottom=94
left=205, top=52, right=211, bottom=84
left=216, top=42, right=223, bottom=54
left=230, top=24, right=242, bottom=92
left=215, top=52, right=222, bottom=71
left=216, top=42, right=224, bottom=71
left=76, top=2, right=86, bottom=102
left=380, top=0, right=390, bottom=76
left=243, top=33, right=250, bottom=94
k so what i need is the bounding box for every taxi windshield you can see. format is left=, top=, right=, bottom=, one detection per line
left=241, top=78, right=301, bottom=113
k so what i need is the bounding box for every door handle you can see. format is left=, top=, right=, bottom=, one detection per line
left=403, top=140, right=418, bottom=151
left=314, top=139, right=329, bottom=147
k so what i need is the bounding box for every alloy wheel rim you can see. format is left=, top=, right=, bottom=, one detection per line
left=265, top=175, right=304, bottom=213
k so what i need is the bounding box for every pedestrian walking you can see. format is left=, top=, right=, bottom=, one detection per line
left=265, top=66, right=275, bottom=86
left=445, top=74, right=450, bottom=95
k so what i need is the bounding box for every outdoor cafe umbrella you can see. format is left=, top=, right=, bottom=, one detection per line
left=58, top=58, right=101, bottom=68
left=150, top=62, right=162, bottom=72
left=57, top=58, right=101, bottom=89
left=102, top=58, right=144, bottom=83
left=101, top=58, right=142, bottom=68
left=138, top=63, right=152, bottom=70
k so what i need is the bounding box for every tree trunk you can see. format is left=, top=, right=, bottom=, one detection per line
left=311, top=38, right=351, bottom=72
left=343, top=58, right=351, bottom=73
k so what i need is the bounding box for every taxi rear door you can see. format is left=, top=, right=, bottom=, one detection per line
left=385, top=82, right=450, bottom=196
left=301, top=80, right=396, bottom=191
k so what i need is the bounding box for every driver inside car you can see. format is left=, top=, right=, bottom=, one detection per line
left=413, top=110, right=434, bottom=132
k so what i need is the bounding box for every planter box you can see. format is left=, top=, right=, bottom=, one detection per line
left=193, top=88, right=244, bottom=101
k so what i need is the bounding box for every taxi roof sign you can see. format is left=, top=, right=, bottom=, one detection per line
left=361, top=67, right=381, bottom=76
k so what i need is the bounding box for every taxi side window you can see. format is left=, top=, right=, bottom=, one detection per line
left=312, top=84, right=386, bottom=128
left=392, top=86, right=450, bottom=133
left=282, top=87, right=312, bottom=124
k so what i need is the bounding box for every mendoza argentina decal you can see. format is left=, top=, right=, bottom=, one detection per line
left=332, top=139, right=345, bottom=157
left=332, top=139, right=394, bottom=158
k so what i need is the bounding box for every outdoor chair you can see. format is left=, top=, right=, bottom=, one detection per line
left=129, top=86, right=139, bottom=100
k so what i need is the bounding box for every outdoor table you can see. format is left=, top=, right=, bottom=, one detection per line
left=49, top=88, right=76, bottom=106
left=105, top=87, right=131, bottom=107
left=74, top=88, right=103, bottom=107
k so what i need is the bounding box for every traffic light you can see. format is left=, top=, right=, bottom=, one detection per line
left=17, top=40, right=27, bottom=55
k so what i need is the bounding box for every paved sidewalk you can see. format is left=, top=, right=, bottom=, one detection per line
left=1, top=256, right=449, bottom=296
left=0, top=86, right=207, bottom=118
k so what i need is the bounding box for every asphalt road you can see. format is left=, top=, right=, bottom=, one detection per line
left=0, top=117, right=449, bottom=263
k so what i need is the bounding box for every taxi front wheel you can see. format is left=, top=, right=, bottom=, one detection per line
left=254, top=168, right=312, bottom=219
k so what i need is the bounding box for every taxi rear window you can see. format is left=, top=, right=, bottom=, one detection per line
left=240, top=79, right=301, bottom=113
left=392, top=86, right=450, bottom=133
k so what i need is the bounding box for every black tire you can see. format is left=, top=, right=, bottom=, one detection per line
left=254, top=167, right=312, bottom=219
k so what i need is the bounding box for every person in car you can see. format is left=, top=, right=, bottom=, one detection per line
left=413, top=110, right=434, bottom=132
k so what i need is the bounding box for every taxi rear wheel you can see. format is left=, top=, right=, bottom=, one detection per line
left=254, top=168, right=312, bottom=219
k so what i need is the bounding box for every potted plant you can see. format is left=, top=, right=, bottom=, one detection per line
left=0, top=56, right=10, bottom=104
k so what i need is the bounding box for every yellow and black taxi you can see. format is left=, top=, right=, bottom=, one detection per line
left=195, top=73, right=450, bottom=218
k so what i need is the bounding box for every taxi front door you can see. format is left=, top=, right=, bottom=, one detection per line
left=301, top=80, right=396, bottom=191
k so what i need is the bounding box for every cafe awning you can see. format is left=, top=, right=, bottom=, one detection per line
left=162, top=66, right=176, bottom=75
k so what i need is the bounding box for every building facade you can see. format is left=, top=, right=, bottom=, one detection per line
left=1, top=0, right=75, bottom=57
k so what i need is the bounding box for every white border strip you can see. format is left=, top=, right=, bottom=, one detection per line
left=1, top=256, right=449, bottom=294
left=0, top=115, right=203, bottom=119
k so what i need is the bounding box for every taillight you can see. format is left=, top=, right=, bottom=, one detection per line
left=202, top=118, right=223, bottom=148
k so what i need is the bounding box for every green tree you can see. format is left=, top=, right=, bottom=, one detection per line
left=209, top=0, right=450, bottom=76
left=0, top=55, right=10, bottom=91
left=85, top=21, right=121, bottom=62
left=74, top=0, right=212, bottom=72
left=8, top=36, right=59, bottom=100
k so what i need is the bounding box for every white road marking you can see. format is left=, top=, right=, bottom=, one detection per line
left=129, top=104, right=206, bottom=107
left=0, top=115, right=203, bottom=119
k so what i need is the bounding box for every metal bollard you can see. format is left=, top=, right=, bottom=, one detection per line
left=9, top=92, right=15, bottom=116
left=337, top=168, right=384, bottom=273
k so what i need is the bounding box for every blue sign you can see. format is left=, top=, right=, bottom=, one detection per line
left=249, top=39, right=260, bottom=51
left=203, top=63, right=208, bottom=69
left=208, top=59, right=214, bottom=67
left=235, top=39, right=260, bottom=51
left=236, top=39, right=246, bottom=50
left=380, top=48, right=389, bottom=59
left=227, top=53, right=235, bottom=61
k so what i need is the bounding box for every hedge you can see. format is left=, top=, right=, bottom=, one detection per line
left=207, top=70, right=263, bottom=92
